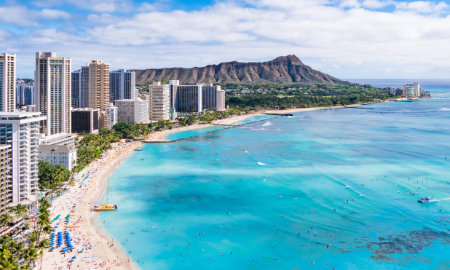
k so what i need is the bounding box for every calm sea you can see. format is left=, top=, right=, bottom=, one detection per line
left=101, top=79, right=450, bottom=269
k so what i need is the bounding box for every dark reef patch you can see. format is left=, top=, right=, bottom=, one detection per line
left=362, top=229, right=450, bottom=263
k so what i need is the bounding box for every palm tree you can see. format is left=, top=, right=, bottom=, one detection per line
left=41, top=225, right=52, bottom=235
left=0, top=248, right=19, bottom=269
left=27, top=232, right=39, bottom=245
left=36, top=239, right=50, bottom=250
left=38, top=198, right=50, bottom=210
left=0, top=213, right=12, bottom=227
left=9, top=204, right=27, bottom=220
left=22, top=246, right=38, bottom=267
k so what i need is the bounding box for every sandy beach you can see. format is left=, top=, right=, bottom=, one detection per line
left=39, top=140, right=142, bottom=270
left=38, top=104, right=367, bottom=269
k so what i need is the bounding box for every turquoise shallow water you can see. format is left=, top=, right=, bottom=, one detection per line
left=101, top=82, right=450, bottom=269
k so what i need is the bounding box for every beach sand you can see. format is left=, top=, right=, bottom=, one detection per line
left=39, top=104, right=366, bottom=269
left=39, top=141, right=142, bottom=270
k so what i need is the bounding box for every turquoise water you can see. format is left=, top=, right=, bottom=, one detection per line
left=165, top=126, right=226, bottom=141
left=101, top=82, right=450, bottom=269
left=165, top=115, right=275, bottom=141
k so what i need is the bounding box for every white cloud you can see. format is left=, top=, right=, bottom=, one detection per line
left=32, top=0, right=133, bottom=13
left=0, top=5, right=37, bottom=26
left=339, top=0, right=361, bottom=8
left=0, top=5, right=71, bottom=26
left=9, top=0, right=450, bottom=79
left=394, top=1, right=448, bottom=14
left=362, top=0, right=394, bottom=9
left=40, top=9, right=71, bottom=19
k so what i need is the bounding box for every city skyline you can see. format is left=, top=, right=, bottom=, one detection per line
left=1, top=0, right=450, bottom=79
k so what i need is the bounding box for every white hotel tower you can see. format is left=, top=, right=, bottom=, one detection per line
left=0, top=112, right=45, bottom=204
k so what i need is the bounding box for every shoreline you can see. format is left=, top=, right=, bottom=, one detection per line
left=39, top=101, right=388, bottom=269
left=146, top=103, right=367, bottom=142
left=39, top=141, right=142, bottom=270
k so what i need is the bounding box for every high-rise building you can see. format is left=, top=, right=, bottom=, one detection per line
left=405, top=83, right=421, bottom=99
left=71, top=70, right=80, bottom=108
left=0, top=53, right=16, bottom=112
left=115, top=99, right=149, bottom=124
left=35, top=52, right=71, bottom=135
left=71, top=66, right=89, bottom=108
left=88, top=60, right=110, bottom=111
left=169, top=80, right=179, bottom=109
left=0, top=112, right=45, bottom=205
left=110, top=69, right=136, bottom=103
left=103, top=103, right=118, bottom=129
left=216, top=89, right=225, bottom=111
left=16, top=80, right=35, bottom=107
left=202, top=85, right=225, bottom=111
left=176, top=85, right=203, bottom=113
left=0, top=145, right=12, bottom=215
left=414, top=83, right=421, bottom=97
left=149, top=82, right=170, bottom=121
left=71, top=108, right=100, bottom=134
left=202, top=85, right=218, bottom=110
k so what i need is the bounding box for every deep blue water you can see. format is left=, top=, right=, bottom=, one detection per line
left=101, top=80, right=450, bottom=269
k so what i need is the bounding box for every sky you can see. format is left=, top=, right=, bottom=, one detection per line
left=1, top=0, right=450, bottom=79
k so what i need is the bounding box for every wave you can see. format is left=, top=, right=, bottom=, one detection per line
left=440, top=108, right=450, bottom=111
left=262, top=121, right=273, bottom=127
left=249, top=128, right=265, bottom=131
left=257, top=162, right=267, bottom=166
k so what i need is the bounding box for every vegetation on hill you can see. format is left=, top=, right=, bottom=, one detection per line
left=224, top=83, right=389, bottom=110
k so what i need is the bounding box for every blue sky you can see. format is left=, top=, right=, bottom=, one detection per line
left=1, top=0, right=450, bottom=79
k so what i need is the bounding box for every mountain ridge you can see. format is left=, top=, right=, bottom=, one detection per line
left=134, top=55, right=342, bottom=84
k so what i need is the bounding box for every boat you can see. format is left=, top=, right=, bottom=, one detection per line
left=93, top=181, right=117, bottom=212
left=135, top=148, right=143, bottom=151
left=418, top=196, right=437, bottom=204
left=93, top=204, right=117, bottom=211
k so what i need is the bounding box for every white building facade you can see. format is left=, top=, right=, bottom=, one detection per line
left=115, top=99, right=148, bottom=124
left=104, top=103, right=118, bottom=129
left=39, top=133, right=77, bottom=171
left=39, top=145, right=77, bottom=171
left=0, top=112, right=45, bottom=204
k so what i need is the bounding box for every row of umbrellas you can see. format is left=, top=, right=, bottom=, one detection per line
left=50, top=231, right=74, bottom=254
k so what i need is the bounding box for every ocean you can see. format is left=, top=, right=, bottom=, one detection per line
left=100, top=79, right=450, bottom=269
